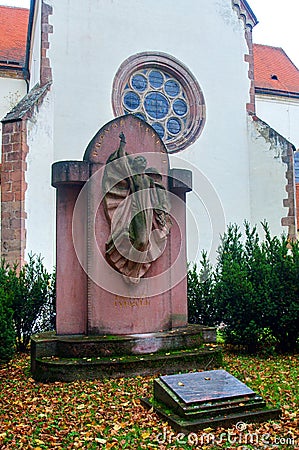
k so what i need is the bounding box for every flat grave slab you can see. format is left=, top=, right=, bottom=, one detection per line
left=143, top=369, right=281, bottom=432
left=159, top=369, right=255, bottom=404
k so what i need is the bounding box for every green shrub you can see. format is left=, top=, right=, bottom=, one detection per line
left=0, top=286, right=15, bottom=362
left=10, top=254, right=56, bottom=352
left=213, top=222, right=264, bottom=352
left=260, top=224, right=299, bottom=352
left=188, top=221, right=299, bottom=353
left=187, top=251, right=218, bottom=326
left=0, top=255, right=56, bottom=353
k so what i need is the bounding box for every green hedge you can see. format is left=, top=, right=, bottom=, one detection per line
left=0, top=255, right=55, bottom=360
left=0, top=287, right=15, bottom=362
left=188, top=222, right=299, bottom=353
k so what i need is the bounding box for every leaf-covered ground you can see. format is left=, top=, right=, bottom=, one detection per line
left=0, top=351, right=298, bottom=449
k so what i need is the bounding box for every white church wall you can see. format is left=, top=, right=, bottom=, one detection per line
left=28, top=0, right=41, bottom=90
left=256, top=94, right=299, bottom=150
left=26, top=88, right=55, bottom=269
left=42, top=0, right=252, bottom=263
left=0, top=77, right=27, bottom=152
left=247, top=115, right=290, bottom=238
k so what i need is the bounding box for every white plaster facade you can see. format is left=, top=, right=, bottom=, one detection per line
left=8, top=0, right=294, bottom=267
left=28, top=0, right=41, bottom=90
left=0, top=76, right=27, bottom=150
left=247, top=115, right=291, bottom=237
left=26, top=89, right=54, bottom=269
left=255, top=94, right=299, bottom=150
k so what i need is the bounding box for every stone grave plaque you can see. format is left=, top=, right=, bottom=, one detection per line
left=146, top=369, right=281, bottom=431
left=160, top=369, right=255, bottom=404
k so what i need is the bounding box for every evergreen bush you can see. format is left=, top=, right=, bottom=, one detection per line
left=10, top=254, right=56, bottom=352
left=187, top=251, right=218, bottom=326
left=0, top=255, right=56, bottom=353
left=187, top=221, right=299, bottom=353
left=0, top=286, right=15, bottom=362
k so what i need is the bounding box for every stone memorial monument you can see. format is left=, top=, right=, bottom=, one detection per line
left=31, top=115, right=220, bottom=381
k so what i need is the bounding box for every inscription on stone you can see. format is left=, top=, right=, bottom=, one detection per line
left=114, top=296, right=150, bottom=308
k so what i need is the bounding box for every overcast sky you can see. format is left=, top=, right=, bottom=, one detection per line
left=249, top=0, right=299, bottom=68
left=1, top=0, right=298, bottom=69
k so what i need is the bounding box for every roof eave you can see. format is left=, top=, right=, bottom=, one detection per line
left=255, top=87, right=299, bottom=100
left=232, top=0, right=258, bottom=28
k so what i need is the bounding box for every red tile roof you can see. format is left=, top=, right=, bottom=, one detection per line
left=0, top=6, right=29, bottom=67
left=253, top=44, right=299, bottom=95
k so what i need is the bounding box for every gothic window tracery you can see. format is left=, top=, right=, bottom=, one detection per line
left=112, top=53, right=206, bottom=153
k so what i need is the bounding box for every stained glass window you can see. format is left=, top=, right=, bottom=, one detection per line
left=121, top=68, right=190, bottom=146
left=112, top=52, right=206, bottom=152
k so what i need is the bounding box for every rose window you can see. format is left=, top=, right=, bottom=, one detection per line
left=112, top=53, right=206, bottom=153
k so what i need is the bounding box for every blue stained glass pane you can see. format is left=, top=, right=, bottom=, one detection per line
left=131, top=74, right=147, bottom=92
left=167, top=117, right=181, bottom=135
left=165, top=79, right=180, bottom=97
left=123, top=91, right=140, bottom=110
left=173, top=98, right=187, bottom=116
left=149, top=70, right=163, bottom=88
left=152, top=122, right=164, bottom=139
left=144, top=92, right=169, bottom=119
left=134, top=112, right=146, bottom=121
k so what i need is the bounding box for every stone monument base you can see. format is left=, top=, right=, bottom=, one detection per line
left=30, top=325, right=222, bottom=382
left=141, top=370, right=281, bottom=431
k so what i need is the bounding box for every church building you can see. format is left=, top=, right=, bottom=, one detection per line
left=1, top=0, right=298, bottom=269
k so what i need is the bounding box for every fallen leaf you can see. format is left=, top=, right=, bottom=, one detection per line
left=95, top=437, right=107, bottom=444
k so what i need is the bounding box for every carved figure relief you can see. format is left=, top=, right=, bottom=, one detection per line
left=102, top=133, right=172, bottom=284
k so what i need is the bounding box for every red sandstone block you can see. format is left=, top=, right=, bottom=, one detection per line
left=42, top=3, right=53, bottom=15
left=2, top=182, right=13, bottom=193
left=42, top=57, right=51, bottom=68
left=3, top=162, right=14, bottom=171
left=9, top=170, right=23, bottom=182
left=1, top=172, right=10, bottom=183
left=244, top=54, right=253, bottom=63
left=1, top=218, right=10, bottom=228
left=12, top=143, right=22, bottom=152
left=281, top=216, right=294, bottom=226
left=3, top=144, right=13, bottom=154
left=1, top=192, right=14, bottom=203
left=10, top=218, right=21, bottom=230
left=246, top=103, right=255, bottom=114
left=1, top=211, right=11, bottom=219
left=14, top=122, right=22, bottom=132
left=14, top=191, right=26, bottom=202
left=13, top=181, right=23, bottom=193
left=11, top=160, right=27, bottom=171
left=41, top=32, right=49, bottom=43
left=2, top=134, right=10, bottom=145
left=41, top=68, right=52, bottom=83
left=1, top=228, right=16, bottom=241
left=3, top=123, right=14, bottom=133
left=42, top=23, right=53, bottom=33
left=11, top=133, right=21, bottom=144
left=6, top=151, right=19, bottom=162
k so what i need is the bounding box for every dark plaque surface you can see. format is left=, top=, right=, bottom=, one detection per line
left=160, top=369, right=255, bottom=404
